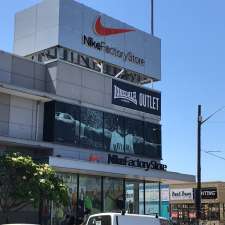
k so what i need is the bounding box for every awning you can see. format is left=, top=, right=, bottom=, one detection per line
left=49, top=156, right=195, bottom=184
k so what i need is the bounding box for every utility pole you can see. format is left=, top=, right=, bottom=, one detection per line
left=151, top=0, right=154, bottom=35
left=196, top=105, right=202, bottom=224
left=196, top=104, right=225, bottom=224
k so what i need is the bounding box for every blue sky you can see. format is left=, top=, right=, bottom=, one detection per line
left=1, top=0, right=225, bottom=181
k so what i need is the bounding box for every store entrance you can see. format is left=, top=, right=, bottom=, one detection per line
left=51, top=173, right=164, bottom=225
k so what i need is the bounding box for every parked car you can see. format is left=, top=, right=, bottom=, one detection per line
left=85, top=213, right=170, bottom=225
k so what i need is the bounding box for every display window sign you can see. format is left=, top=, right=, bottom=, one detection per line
left=112, top=79, right=161, bottom=116
left=170, top=188, right=193, bottom=201
left=171, top=211, right=178, bottom=218
left=108, top=154, right=167, bottom=171
left=193, top=187, right=217, bottom=200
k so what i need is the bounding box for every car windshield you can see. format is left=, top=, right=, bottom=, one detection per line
left=64, top=114, right=72, bottom=119
left=87, top=216, right=111, bottom=225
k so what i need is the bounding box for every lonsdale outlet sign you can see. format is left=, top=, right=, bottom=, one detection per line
left=108, top=154, right=167, bottom=171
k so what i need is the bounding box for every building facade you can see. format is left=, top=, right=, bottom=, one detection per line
left=170, top=182, right=225, bottom=225
left=0, top=0, right=195, bottom=224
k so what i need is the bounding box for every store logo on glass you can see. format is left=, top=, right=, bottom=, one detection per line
left=114, top=85, right=137, bottom=105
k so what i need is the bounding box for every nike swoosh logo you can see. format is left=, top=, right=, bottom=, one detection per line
left=94, top=16, right=134, bottom=36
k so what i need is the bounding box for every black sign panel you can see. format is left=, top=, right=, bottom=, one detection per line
left=194, top=188, right=217, bottom=200
left=112, top=79, right=161, bottom=116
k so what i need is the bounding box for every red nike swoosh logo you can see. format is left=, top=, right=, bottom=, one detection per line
left=94, top=16, right=134, bottom=36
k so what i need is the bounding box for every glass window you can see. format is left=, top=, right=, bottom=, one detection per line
left=104, top=113, right=125, bottom=153
left=160, top=184, right=170, bottom=219
left=144, top=123, right=161, bottom=159
left=139, top=183, right=145, bottom=214
left=125, top=180, right=144, bottom=214
left=55, top=102, right=80, bottom=145
left=80, top=107, right=103, bottom=150
left=145, top=182, right=159, bottom=216
left=78, top=175, right=102, bottom=225
left=125, top=118, right=144, bottom=155
left=88, top=216, right=111, bottom=225
left=104, top=178, right=124, bottom=212
left=53, top=173, right=77, bottom=225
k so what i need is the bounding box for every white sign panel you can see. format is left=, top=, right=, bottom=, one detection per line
left=170, top=188, right=193, bottom=201
left=14, top=0, right=161, bottom=80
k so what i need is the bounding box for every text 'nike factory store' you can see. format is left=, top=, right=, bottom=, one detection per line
left=0, top=0, right=195, bottom=224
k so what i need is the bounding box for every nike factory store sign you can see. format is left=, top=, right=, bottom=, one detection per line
left=112, top=79, right=161, bottom=116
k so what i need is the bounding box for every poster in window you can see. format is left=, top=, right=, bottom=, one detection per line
left=80, top=107, right=103, bottom=150
left=125, top=118, right=144, bottom=155
left=104, top=113, right=125, bottom=153
left=144, top=122, right=162, bottom=159
left=54, top=102, right=80, bottom=145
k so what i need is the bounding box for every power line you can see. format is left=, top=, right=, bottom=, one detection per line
left=202, top=150, right=225, bottom=161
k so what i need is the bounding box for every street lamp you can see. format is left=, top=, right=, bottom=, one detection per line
left=196, top=104, right=225, bottom=225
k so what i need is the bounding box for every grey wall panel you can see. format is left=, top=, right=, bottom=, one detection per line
left=13, top=35, right=36, bottom=56
left=35, top=27, right=59, bottom=53
left=34, top=63, right=46, bottom=81
left=59, top=0, right=83, bottom=32
left=81, top=87, right=104, bottom=107
left=104, top=76, right=112, bottom=95
left=9, top=123, right=32, bottom=140
left=12, top=56, right=34, bottom=78
left=0, top=104, right=10, bottom=122
left=82, top=69, right=104, bottom=93
left=0, top=93, right=10, bottom=105
left=0, top=121, right=9, bottom=136
left=8, top=96, right=37, bottom=140
left=34, top=79, right=45, bottom=92
left=36, top=0, right=60, bottom=32
left=57, top=62, right=82, bottom=86
left=0, top=51, right=12, bottom=72
left=11, top=74, right=34, bottom=89
left=10, top=96, right=33, bottom=110
left=56, top=81, right=81, bottom=101
left=14, top=6, right=37, bottom=40
left=0, top=70, right=11, bottom=83
left=0, top=94, right=10, bottom=136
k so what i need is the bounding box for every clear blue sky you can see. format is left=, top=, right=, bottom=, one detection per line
left=1, top=0, right=225, bottom=182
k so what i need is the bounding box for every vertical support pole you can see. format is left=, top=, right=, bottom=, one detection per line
left=143, top=180, right=146, bottom=215
left=151, top=0, right=154, bottom=35
left=101, top=176, right=104, bottom=212
left=196, top=105, right=202, bottom=224
left=158, top=182, right=161, bottom=217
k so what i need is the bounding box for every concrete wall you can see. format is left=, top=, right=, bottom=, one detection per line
left=0, top=93, right=44, bottom=141
left=46, top=60, right=160, bottom=123
left=0, top=50, right=46, bottom=92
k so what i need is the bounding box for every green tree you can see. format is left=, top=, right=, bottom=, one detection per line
left=0, top=153, right=68, bottom=224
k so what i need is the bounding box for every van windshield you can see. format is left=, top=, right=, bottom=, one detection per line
left=160, top=219, right=169, bottom=225
left=87, top=216, right=111, bottom=225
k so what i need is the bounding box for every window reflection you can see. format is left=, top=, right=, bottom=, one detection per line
left=104, top=113, right=125, bottom=153
left=144, top=123, right=161, bottom=159
left=125, top=118, right=144, bottom=155
left=80, top=107, right=103, bottom=150
left=125, top=180, right=144, bottom=214
left=44, top=101, right=162, bottom=159
left=104, top=178, right=124, bottom=212
left=78, top=175, right=101, bottom=225
left=145, top=182, right=160, bottom=216
left=55, top=102, right=80, bottom=145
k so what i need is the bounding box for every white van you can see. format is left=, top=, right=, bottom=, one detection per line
left=85, top=213, right=170, bottom=225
